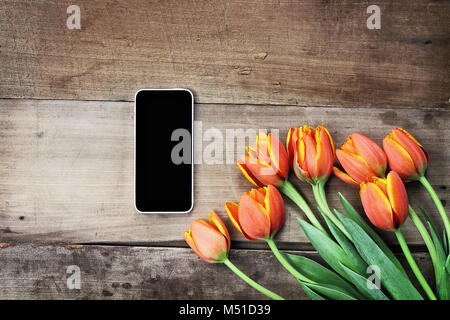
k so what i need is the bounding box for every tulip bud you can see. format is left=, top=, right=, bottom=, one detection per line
left=237, top=133, right=289, bottom=187
left=360, top=171, right=409, bottom=231
left=225, top=185, right=285, bottom=240
left=286, top=125, right=335, bottom=185
left=383, top=128, right=429, bottom=181
left=333, top=133, right=387, bottom=187
left=184, top=211, right=231, bottom=263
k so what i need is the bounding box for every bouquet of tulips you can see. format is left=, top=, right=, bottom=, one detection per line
left=184, top=126, right=450, bottom=300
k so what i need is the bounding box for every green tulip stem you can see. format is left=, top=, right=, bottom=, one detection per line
left=266, top=238, right=314, bottom=283
left=409, top=206, right=440, bottom=281
left=312, top=181, right=351, bottom=240
left=419, top=176, right=450, bottom=248
left=278, top=180, right=328, bottom=236
left=223, top=258, right=285, bottom=300
left=394, top=228, right=437, bottom=300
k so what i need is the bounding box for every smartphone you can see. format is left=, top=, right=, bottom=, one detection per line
left=134, top=89, right=194, bottom=213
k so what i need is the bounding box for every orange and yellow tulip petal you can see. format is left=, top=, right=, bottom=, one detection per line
left=295, top=137, right=307, bottom=169
left=315, top=127, right=334, bottom=179
left=268, top=133, right=290, bottom=179
left=286, top=127, right=299, bottom=166
left=360, top=182, right=395, bottom=231
left=383, top=136, right=418, bottom=179
left=332, top=166, right=360, bottom=187
left=264, top=185, right=285, bottom=235
left=244, top=160, right=284, bottom=186
left=334, top=132, right=387, bottom=186
left=293, top=151, right=311, bottom=183
left=392, top=129, right=429, bottom=176
left=248, top=187, right=266, bottom=204
left=370, top=176, right=388, bottom=195
left=359, top=173, right=409, bottom=231
left=192, top=220, right=228, bottom=260
left=336, top=149, right=377, bottom=184
left=184, top=230, right=210, bottom=263
left=253, top=133, right=271, bottom=165
left=227, top=186, right=286, bottom=241
left=185, top=219, right=229, bottom=263
left=350, top=133, right=387, bottom=177
left=386, top=171, right=409, bottom=226
left=238, top=193, right=271, bottom=240
left=287, top=125, right=335, bottom=185
left=320, top=126, right=335, bottom=156
left=225, top=201, right=257, bottom=241
left=208, top=210, right=231, bottom=250
left=237, top=132, right=289, bottom=187
left=383, top=128, right=430, bottom=180
left=304, top=131, right=318, bottom=178
left=184, top=211, right=231, bottom=263
left=237, top=156, right=265, bottom=187
left=341, top=137, right=358, bottom=154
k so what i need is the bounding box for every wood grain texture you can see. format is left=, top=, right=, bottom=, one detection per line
left=0, top=99, right=448, bottom=245
left=1, top=0, right=449, bottom=107
left=0, top=243, right=434, bottom=299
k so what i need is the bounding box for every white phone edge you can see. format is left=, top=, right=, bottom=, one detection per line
left=134, top=88, right=194, bottom=214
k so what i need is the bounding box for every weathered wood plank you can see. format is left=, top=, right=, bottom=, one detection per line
left=1, top=0, right=448, bottom=107
left=0, top=243, right=434, bottom=299
left=0, top=99, right=448, bottom=245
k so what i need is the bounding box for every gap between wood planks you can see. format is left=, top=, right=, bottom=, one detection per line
left=0, top=240, right=430, bottom=254
left=79, top=242, right=431, bottom=254
left=0, top=97, right=448, bottom=110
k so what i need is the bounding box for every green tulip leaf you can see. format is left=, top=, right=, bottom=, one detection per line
left=302, top=282, right=358, bottom=300
left=443, top=231, right=449, bottom=256
left=442, top=255, right=450, bottom=300
left=419, top=207, right=447, bottom=263
left=338, top=193, right=407, bottom=276
left=297, top=218, right=365, bottom=300
left=298, top=280, right=326, bottom=300
left=339, top=262, right=389, bottom=300
left=427, top=221, right=446, bottom=268
left=284, top=253, right=361, bottom=298
left=417, top=207, right=449, bottom=299
left=337, top=212, right=423, bottom=300
left=420, top=209, right=446, bottom=269
left=437, top=264, right=450, bottom=300
left=446, top=255, right=450, bottom=274
left=319, top=207, right=367, bottom=276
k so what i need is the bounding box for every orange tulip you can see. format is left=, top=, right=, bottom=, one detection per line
left=286, top=125, right=335, bottom=184
left=333, top=133, right=387, bottom=187
left=237, top=133, right=289, bottom=187
left=383, top=128, right=429, bottom=181
left=184, top=211, right=231, bottom=263
left=360, top=171, right=409, bottom=231
left=225, top=185, right=285, bottom=240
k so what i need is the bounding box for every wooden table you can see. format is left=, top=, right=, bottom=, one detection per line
left=0, top=0, right=448, bottom=299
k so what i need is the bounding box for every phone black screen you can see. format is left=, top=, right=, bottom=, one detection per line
left=135, top=89, right=193, bottom=213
